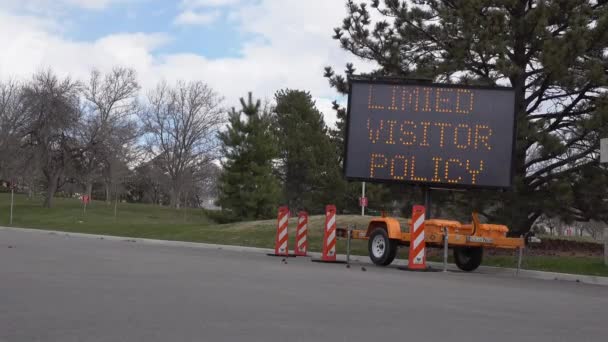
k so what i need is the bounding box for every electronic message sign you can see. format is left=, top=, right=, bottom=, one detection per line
left=344, top=78, right=516, bottom=189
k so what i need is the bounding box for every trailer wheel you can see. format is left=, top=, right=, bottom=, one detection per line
left=368, top=228, right=398, bottom=266
left=453, top=247, right=483, bottom=272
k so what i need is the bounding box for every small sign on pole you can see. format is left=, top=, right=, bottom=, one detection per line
left=604, top=227, right=608, bottom=266
left=359, top=196, right=368, bottom=208
left=601, top=138, right=608, bottom=164
left=9, top=180, right=15, bottom=225
left=82, top=195, right=90, bottom=215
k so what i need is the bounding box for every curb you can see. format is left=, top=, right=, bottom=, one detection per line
left=2, top=226, right=607, bottom=287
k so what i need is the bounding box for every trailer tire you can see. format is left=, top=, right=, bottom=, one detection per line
left=368, top=228, right=398, bottom=266
left=454, top=246, right=483, bottom=272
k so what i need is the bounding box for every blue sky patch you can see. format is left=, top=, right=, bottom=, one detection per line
left=39, top=0, right=254, bottom=59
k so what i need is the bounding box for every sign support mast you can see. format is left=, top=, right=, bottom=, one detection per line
left=600, top=138, right=607, bottom=266
left=424, top=186, right=432, bottom=219
left=361, top=182, right=366, bottom=216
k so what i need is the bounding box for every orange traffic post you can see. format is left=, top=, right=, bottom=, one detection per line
left=294, top=211, right=309, bottom=256
left=312, top=205, right=346, bottom=264
left=322, top=205, right=337, bottom=261
left=267, top=206, right=292, bottom=257
left=406, top=205, right=428, bottom=271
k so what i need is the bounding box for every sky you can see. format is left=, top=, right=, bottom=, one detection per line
left=0, top=0, right=376, bottom=127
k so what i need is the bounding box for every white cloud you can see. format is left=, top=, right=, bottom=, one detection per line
left=315, top=98, right=341, bottom=128
left=174, top=0, right=239, bottom=27
left=0, top=11, right=168, bottom=82
left=173, top=9, right=221, bottom=26
left=0, top=0, right=377, bottom=127
left=180, top=0, right=242, bottom=9
left=0, top=0, right=138, bottom=12
left=63, top=0, right=122, bottom=10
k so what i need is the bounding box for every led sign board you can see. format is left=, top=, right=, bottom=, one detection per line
left=344, top=78, right=516, bottom=189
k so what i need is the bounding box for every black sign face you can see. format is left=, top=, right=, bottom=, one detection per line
left=344, top=78, right=516, bottom=189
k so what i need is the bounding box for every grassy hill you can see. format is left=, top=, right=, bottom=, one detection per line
left=0, top=193, right=376, bottom=255
left=1, top=192, right=607, bottom=276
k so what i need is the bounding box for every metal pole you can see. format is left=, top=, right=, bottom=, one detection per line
left=346, top=226, right=352, bottom=266
left=443, top=227, right=448, bottom=272
left=516, top=235, right=524, bottom=276
left=114, top=186, right=118, bottom=220
left=9, top=188, right=14, bottom=225
left=361, top=182, right=366, bottom=216
left=424, top=187, right=432, bottom=219
left=599, top=140, right=607, bottom=264
left=604, top=227, right=608, bottom=266
left=183, top=192, right=187, bottom=222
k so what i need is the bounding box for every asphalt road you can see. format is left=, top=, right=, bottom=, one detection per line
left=1, top=229, right=607, bottom=342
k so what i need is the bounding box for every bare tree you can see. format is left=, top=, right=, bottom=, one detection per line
left=198, top=162, right=220, bottom=208
left=76, top=67, right=140, bottom=200
left=0, top=80, right=28, bottom=183
left=141, top=81, right=223, bottom=208
left=583, top=220, right=606, bottom=240
left=178, top=162, right=220, bottom=209
left=101, top=132, right=141, bottom=203
left=136, top=159, right=170, bottom=205
left=21, top=70, right=81, bottom=208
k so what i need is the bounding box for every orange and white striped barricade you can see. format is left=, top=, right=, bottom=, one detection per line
left=403, top=205, right=429, bottom=271
left=294, top=211, right=309, bottom=256
left=312, top=205, right=346, bottom=264
left=267, top=206, right=293, bottom=257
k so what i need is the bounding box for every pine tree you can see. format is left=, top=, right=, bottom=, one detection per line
left=274, top=89, right=344, bottom=214
left=217, top=93, right=281, bottom=220
left=325, top=0, right=608, bottom=232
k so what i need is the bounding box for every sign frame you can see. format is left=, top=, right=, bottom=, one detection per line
left=343, top=76, right=518, bottom=190
left=601, top=138, right=608, bottom=164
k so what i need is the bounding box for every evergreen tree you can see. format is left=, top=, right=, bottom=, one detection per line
left=217, top=93, right=281, bottom=220
left=326, top=0, right=608, bottom=232
left=274, top=89, right=344, bottom=214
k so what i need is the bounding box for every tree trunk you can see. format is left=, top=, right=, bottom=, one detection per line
left=506, top=5, right=536, bottom=235
left=114, top=184, right=118, bottom=220
left=86, top=182, right=93, bottom=203
left=104, top=182, right=111, bottom=203
left=170, top=177, right=181, bottom=208
left=170, top=188, right=181, bottom=209
left=183, top=192, right=188, bottom=222
left=44, top=175, right=59, bottom=208
left=27, top=182, right=34, bottom=200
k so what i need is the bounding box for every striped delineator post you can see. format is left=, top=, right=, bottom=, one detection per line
left=273, top=206, right=290, bottom=256
left=295, top=211, right=309, bottom=256
left=322, top=205, right=337, bottom=262
left=408, top=205, right=427, bottom=270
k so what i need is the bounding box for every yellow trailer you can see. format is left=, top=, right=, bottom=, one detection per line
left=341, top=213, right=524, bottom=271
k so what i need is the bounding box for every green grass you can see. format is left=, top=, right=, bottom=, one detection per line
left=427, top=254, right=608, bottom=277
left=0, top=193, right=389, bottom=253
left=482, top=255, right=608, bottom=277
left=1, top=192, right=607, bottom=277
left=0, top=193, right=212, bottom=239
